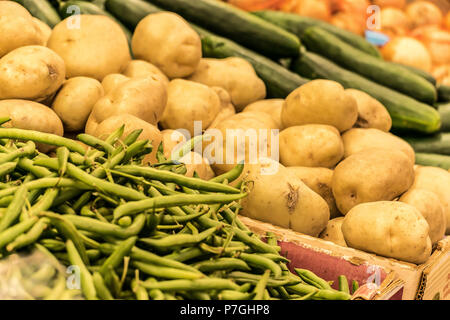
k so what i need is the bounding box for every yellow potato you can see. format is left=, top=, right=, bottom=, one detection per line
left=242, top=99, right=284, bottom=129
left=342, top=201, right=432, bottom=264
left=32, top=17, right=52, bottom=46
left=411, top=166, right=450, bottom=234
left=52, top=77, right=104, bottom=132
left=342, top=128, right=415, bottom=164
left=345, top=89, right=392, bottom=132
left=286, top=167, right=341, bottom=219
left=188, top=58, right=266, bottom=111
left=319, top=217, right=347, bottom=247
left=160, top=79, right=222, bottom=136
left=122, top=60, right=169, bottom=87
left=132, top=12, right=201, bottom=79
left=0, top=99, right=63, bottom=152
left=0, top=1, right=42, bottom=58
left=0, top=46, right=65, bottom=102
left=279, top=125, right=344, bottom=168
left=93, top=114, right=162, bottom=164
left=178, top=152, right=215, bottom=180
left=101, top=74, right=130, bottom=95
left=281, top=80, right=358, bottom=132
left=241, top=159, right=330, bottom=236
left=332, top=148, right=415, bottom=214
left=85, top=76, right=167, bottom=135
left=400, top=189, right=446, bottom=244
left=48, top=15, right=131, bottom=80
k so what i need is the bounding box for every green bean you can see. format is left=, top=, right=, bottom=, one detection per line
left=56, top=147, right=69, bottom=176
left=104, top=124, right=125, bottom=146
left=199, top=243, right=248, bottom=255
left=220, top=208, right=251, bottom=232
left=41, top=211, right=89, bottom=265
left=289, top=291, right=317, bottom=300
left=122, top=129, right=142, bottom=147
left=131, top=280, right=150, bottom=300
left=209, top=163, right=244, bottom=184
left=117, top=165, right=241, bottom=194
left=77, top=134, right=115, bottom=155
left=39, top=238, right=66, bottom=251
left=295, top=268, right=332, bottom=290
left=160, top=210, right=208, bottom=225
left=0, top=141, right=35, bottom=164
left=27, top=188, right=59, bottom=217
left=66, top=239, right=97, bottom=300
left=139, top=226, right=217, bottom=249
left=142, top=278, right=240, bottom=292
left=239, top=253, right=282, bottom=278
left=55, top=204, right=76, bottom=215
left=338, top=275, right=350, bottom=295
left=352, top=280, right=359, bottom=294
left=0, top=184, right=28, bottom=232
left=122, top=140, right=152, bottom=164
left=253, top=270, right=271, bottom=300
left=0, top=195, right=13, bottom=207
left=0, top=117, right=10, bottom=126
left=231, top=227, right=278, bottom=255
left=6, top=217, right=49, bottom=252
left=99, top=236, right=137, bottom=276
left=185, top=291, right=211, bottom=300
left=114, top=193, right=246, bottom=220
left=228, top=272, right=299, bottom=287
left=145, top=278, right=165, bottom=300
left=0, top=216, right=38, bottom=249
left=259, top=253, right=290, bottom=263
left=194, top=258, right=251, bottom=273
left=163, top=247, right=206, bottom=263
left=0, top=128, right=86, bottom=154
left=65, top=214, right=146, bottom=239
left=68, top=152, right=87, bottom=166
left=238, top=283, right=252, bottom=293
left=92, top=272, right=114, bottom=300
left=133, top=261, right=203, bottom=280
left=0, top=162, right=17, bottom=178
left=44, top=275, right=66, bottom=300
left=117, top=216, right=132, bottom=227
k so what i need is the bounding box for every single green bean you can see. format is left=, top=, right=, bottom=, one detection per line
left=122, top=129, right=142, bottom=146
left=0, top=216, right=38, bottom=249
left=0, top=184, right=28, bottom=232
left=338, top=275, right=350, bottom=295
left=0, top=162, right=17, bottom=178
left=239, top=253, right=282, bottom=278
left=92, top=272, right=114, bottom=300
left=253, top=270, right=271, bottom=300
left=6, top=217, right=49, bottom=252
left=163, top=247, right=206, bottom=263
left=131, top=280, right=149, bottom=300
left=99, top=236, right=137, bottom=276
left=194, top=257, right=251, bottom=273
left=77, top=133, right=115, bottom=155
left=228, top=272, right=299, bottom=287
left=352, top=280, right=359, bottom=294
left=27, top=188, right=59, bottom=217
left=139, top=226, right=217, bottom=249
left=209, top=163, right=244, bottom=184
left=295, top=268, right=332, bottom=291
left=104, top=124, right=125, bottom=146
left=231, top=227, right=278, bottom=255
left=56, top=147, right=69, bottom=176
left=133, top=261, right=203, bottom=280
left=141, top=278, right=240, bottom=292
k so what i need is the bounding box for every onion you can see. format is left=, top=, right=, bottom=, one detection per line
left=445, top=12, right=450, bottom=31
left=432, top=64, right=450, bottom=86
left=330, top=12, right=366, bottom=35
left=291, top=0, right=332, bottom=22
left=412, top=25, right=450, bottom=65
left=381, top=36, right=432, bottom=72
left=379, top=7, right=411, bottom=36
left=227, top=0, right=284, bottom=11
left=372, top=0, right=406, bottom=9
left=406, top=1, right=443, bottom=28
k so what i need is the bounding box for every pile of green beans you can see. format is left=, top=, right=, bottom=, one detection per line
left=0, top=124, right=354, bottom=300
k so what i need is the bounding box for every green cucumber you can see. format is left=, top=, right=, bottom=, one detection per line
left=438, top=102, right=450, bottom=131
left=147, top=0, right=301, bottom=58
left=438, top=85, right=450, bottom=103
left=415, top=153, right=450, bottom=170
left=12, top=0, right=61, bottom=27
left=196, top=27, right=309, bottom=99
left=291, top=51, right=441, bottom=134
left=396, top=64, right=436, bottom=86
left=302, top=27, right=437, bottom=105
left=59, top=1, right=132, bottom=43
left=402, top=133, right=450, bottom=155
left=105, top=0, right=161, bottom=30
left=252, top=10, right=381, bottom=59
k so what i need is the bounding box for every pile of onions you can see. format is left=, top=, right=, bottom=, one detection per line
left=412, top=25, right=450, bottom=66
left=381, top=36, right=432, bottom=72
left=405, top=1, right=443, bottom=29
left=379, top=7, right=411, bottom=37
left=281, top=0, right=332, bottom=21
left=372, top=0, right=406, bottom=9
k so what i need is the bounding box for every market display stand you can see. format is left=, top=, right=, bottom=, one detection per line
left=241, top=216, right=450, bottom=300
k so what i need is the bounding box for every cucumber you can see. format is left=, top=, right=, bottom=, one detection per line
left=12, top=0, right=61, bottom=27
left=291, top=51, right=441, bottom=134
left=438, top=102, right=450, bottom=131
left=415, top=153, right=450, bottom=170
left=147, top=0, right=301, bottom=58
left=196, top=27, right=309, bottom=99
left=396, top=63, right=436, bottom=86
left=252, top=10, right=381, bottom=59
left=59, top=1, right=132, bottom=43
left=302, top=27, right=437, bottom=105
left=402, top=133, right=450, bottom=155
left=105, top=0, right=161, bottom=30
left=438, top=85, right=450, bottom=103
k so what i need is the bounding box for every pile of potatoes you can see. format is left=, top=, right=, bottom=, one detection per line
left=1, top=1, right=448, bottom=265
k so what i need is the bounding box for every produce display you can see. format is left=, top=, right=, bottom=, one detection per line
left=0, top=0, right=449, bottom=301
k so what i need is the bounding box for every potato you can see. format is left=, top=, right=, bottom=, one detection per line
left=101, top=74, right=130, bottom=95
left=188, top=58, right=266, bottom=111
left=411, top=166, right=450, bottom=234
left=122, top=60, right=169, bottom=87
left=279, top=125, right=344, bottom=168
left=52, top=77, right=104, bottom=132
left=319, top=217, right=347, bottom=247
left=342, top=128, right=415, bottom=164
left=342, top=201, right=432, bottom=264
left=208, top=87, right=236, bottom=129
left=132, top=12, right=201, bottom=79
left=161, top=129, right=186, bottom=159
left=85, top=76, right=167, bottom=135
left=33, top=17, right=52, bottom=46
left=399, top=189, right=446, bottom=244
left=160, top=79, right=222, bottom=136
left=93, top=114, right=162, bottom=164
left=242, top=99, right=284, bottom=129
left=178, top=152, right=215, bottom=180
left=0, top=46, right=65, bottom=102
left=345, top=89, right=392, bottom=132
left=0, top=99, right=63, bottom=152
left=241, top=159, right=330, bottom=236
left=332, top=148, right=415, bottom=214
left=281, top=80, right=358, bottom=132
left=0, top=1, right=42, bottom=58
left=286, top=167, right=340, bottom=219
left=48, top=15, right=131, bottom=81
left=206, top=112, right=278, bottom=175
